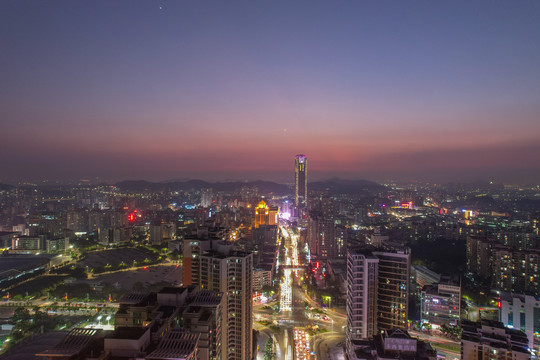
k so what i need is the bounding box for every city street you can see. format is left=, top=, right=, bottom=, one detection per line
left=256, top=222, right=465, bottom=360
left=254, top=223, right=346, bottom=360
left=409, top=330, right=461, bottom=360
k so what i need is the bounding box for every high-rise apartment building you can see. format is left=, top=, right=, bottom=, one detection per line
left=295, top=154, right=307, bottom=209
left=466, top=236, right=493, bottom=280
left=346, top=249, right=379, bottom=349
left=467, top=236, right=540, bottom=297
left=200, top=188, right=213, bottom=208
left=199, top=243, right=253, bottom=360
left=308, top=213, right=336, bottom=259
left=252, top=224, right=278, bottom=266
left=374, top=248, right=410, bottom=331
left=182, top=226, right=227, bottom=286
left=346, top=244, right=411, bottom=360
left=492, top=246, right=540, bottom=297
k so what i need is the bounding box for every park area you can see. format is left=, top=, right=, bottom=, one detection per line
left=79, top=247, right=161, bottom=273
left=93, top=264, right=183, bottom=292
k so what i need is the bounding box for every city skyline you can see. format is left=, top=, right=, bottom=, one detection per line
left=2, top=1, right=540, bottom=184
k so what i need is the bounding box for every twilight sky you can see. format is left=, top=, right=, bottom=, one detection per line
left=1, top=1, right=540, bottom=184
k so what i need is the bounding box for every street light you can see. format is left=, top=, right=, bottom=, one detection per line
left=323, top=295, right=332, bottom=310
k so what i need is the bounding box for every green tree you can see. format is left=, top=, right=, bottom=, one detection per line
left=12, top=307, right=31, bottom=323
left=264, top=338, right=274, bottom=360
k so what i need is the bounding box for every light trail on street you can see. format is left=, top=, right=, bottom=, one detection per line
left=257, top=221, right=346, bottom=360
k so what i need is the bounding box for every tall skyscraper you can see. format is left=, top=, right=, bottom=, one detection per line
left=346, top=244, right=411, bottom=360
left=295, top=154, right=307, bottom=209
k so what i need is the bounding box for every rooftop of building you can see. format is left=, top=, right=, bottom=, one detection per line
left=384, top=329, right=412, bottom=340
left=201, top=249, right=252, bottom=259
left=35, top=328, right=104, bottom=358
left=4, top=331, right=68, bottom=360
left=255, top=263, right=274, bottom=271
left=349, top=244, right=411, bottom=258
left=351, top=340, right=376, bottom=360
left=412, top=265, right=441, bottom=278
left=107, top=326, right=148, bottom=340
left=153, top=305, right=177, bottom=319
left=499, top=291, right=540, bottom=303
left=461, top=320, right=530, bottom=354
left=158, top=286, right=190, bottom=295
left=191, top=289, right=223, bottom=306
left=0, top=255, right=52, bottom=280
left=183, top=305, right=214, bottom=323
left=118, top=292, right=154, bottom=306
left=146, top=330, right=199, bottom=360
left=0, top=231, right=17, bottom=237
left=421, top=284, right=442, bottom=296
left=438, top=274, right=460, bottom=287
left=350, top=330, right=436, bottom=360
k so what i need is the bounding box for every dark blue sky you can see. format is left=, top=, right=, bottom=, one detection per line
left=1, top=1, right=540, bottom=183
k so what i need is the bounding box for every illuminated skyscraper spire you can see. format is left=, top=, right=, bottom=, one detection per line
left=295, top=154, right=307, bottom=209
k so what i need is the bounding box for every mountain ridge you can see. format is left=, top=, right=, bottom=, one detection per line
left=115, top=178, right=386, bottom=195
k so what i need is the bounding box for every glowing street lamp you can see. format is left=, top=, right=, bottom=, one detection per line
left=323, top=295, right=332, bottom=309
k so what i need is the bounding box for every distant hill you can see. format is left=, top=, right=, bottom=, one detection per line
left=115, top=179, right=291, bottom=195
left=0, top=183, right=14, bottom=191
left=308, top=178, right=387, bottom=195
left=116, top=178, right=385, bottom=196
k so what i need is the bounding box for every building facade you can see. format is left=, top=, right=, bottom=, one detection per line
left=499, top=292, right=540, bottom=349
left=199, top=243, right=253, bottom=360
left=420, top=276, right=461, bottom=327
left=346, top=245, right=411, bottom=360
left=308, top=214, right=336, bottom=259
left=461, top=320, right=530, bottom=360
left=253, top=200, right=278, bottom=228
left=347, top=329, right=436, bottom=360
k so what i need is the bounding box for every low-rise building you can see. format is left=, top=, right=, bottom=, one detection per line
left=146, top=330, right=199, bottom=360
left=253, top=266, right=272, bottom=291
left=36, top=328, right=105, bottom=360
left=115, top=286, right=222, bottom=360
left=420, top=275, right=461, bottom=327
left=461, top=320, right=530, bottom=360
left=348, top=328, right=436, bottom=360
left=46, top=237, right=70, bottom=253
left=104, top=327, right=151, bottom=358
left=10, top=235, right=46, bottom=253
left=38, top=286, right=222, bottom=360
left=499, top=292, right=540, bottom=350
